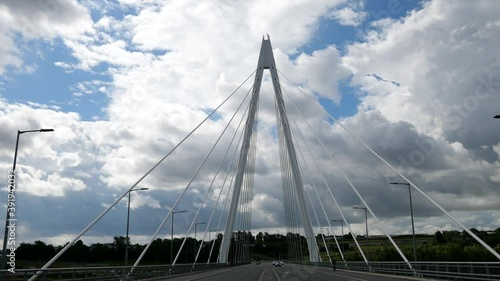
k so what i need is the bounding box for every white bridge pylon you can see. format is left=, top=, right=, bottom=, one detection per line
left=218, top=35, right=320, bottom=263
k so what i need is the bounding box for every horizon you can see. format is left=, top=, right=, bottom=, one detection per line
left=0, top=0, right=499, bottom=255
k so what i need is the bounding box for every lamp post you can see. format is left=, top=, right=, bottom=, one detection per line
left=494, top=115, right=500, bottom=119
left=194, top=222, right=206, bottom=260
left=125, top=187, right=148, bottom=266
left=390, top=182, right=417, bottom=262
left=1, top=128, right=54, bottom=276
left=332, top=219, right=344, bottom=254
left=353, top=206, right=368, bottom=260
left=171, top=210, right=186, bottom=264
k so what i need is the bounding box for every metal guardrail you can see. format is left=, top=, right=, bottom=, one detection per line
left=1, top=262, right=246, bottom=281
left=293, top=261, right=500, bottom=280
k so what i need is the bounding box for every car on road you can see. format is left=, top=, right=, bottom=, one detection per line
left=272, top=261, right=283, bottom=266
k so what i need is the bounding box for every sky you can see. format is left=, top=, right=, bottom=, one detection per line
left=0, top=0, right=500, bottom=252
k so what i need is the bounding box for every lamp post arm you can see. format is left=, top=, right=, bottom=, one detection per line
left=19, top=130, right=37, bottom=134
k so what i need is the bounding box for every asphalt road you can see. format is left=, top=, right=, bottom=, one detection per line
left=162, top=262, right=426, bottom=281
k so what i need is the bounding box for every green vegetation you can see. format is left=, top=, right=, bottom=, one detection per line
left=14, top=234, right=223, bottom=269
left=321, top=228, right=500, bottom=262
left=12, top=228, right=500, bottom=268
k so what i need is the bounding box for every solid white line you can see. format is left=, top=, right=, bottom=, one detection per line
left=270, top=266, right=283, bottom=281
left=258, top=266, right=267, bottom=281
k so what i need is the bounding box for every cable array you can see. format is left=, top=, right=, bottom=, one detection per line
left=29, top=38, right=500, bottom=281
left=274, top=95, right=304, bottom=261
left=192, top=89, right=251, bottom=268
left=233, top=89, right=258, bottom=263
left=28, top=70, right=257, bottom=281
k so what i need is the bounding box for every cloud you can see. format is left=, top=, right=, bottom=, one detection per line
left=0, top=0, right=350, bottom=248
left=0, top=0, right=93, bottom=73
left=345, top=0, right=500, bottom=144
left=328, top=1, right=367, bottom=27
left=279, top=46, right=351, bottom=103
left=0, top=0, right=499, bottom=251
left=338, top=0, right=500, bottom=220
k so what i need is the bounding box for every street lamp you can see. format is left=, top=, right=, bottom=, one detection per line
left=494, top=115, right=500, bottom=119
left=353, top=206, right=368, bottom=260
left=331, top=219, right=344, bottom=254
left=171, top=210, right=186, bottom=264
left=125, top=187, right=148, bottom=266
left=194, top=222, right=206, bottom=259
left=390, top=182, right=417, bottom=262
left=1, top=128, right=54, bottom=276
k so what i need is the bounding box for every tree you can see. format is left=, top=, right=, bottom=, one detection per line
left=113, top=236, right=126, bottom=247
left=88, top=243, right=115, bottom=261
left=60, top=240, right=90, bottom=262
left=17, top=241, right=56, bottom=261
left=263, top=232, right=270, bottom=242
left=435, top=231, right=446, bottom=244
left=256, top=232, right=263, bottom=243
left=464, top=244, right=493, bottom=261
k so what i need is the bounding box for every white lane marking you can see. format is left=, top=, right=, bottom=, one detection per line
left=270, top=266, right=283, bottom=281
left=258, top=266, right=267, bottom=281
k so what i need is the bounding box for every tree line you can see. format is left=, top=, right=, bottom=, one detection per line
left=12, top=228, right=500, bottom=267
left=323, top=228, right=500, bottom=262
left=15, top=234, right=223, bottom=267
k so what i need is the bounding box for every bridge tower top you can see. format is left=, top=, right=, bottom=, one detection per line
left=258, top=35, right=276, bottom=69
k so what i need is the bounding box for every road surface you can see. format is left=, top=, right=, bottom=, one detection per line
left=162, top=262, right=427, bottom=281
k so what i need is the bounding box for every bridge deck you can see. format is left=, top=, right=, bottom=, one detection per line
left=160, top=262, right=433, bottom=281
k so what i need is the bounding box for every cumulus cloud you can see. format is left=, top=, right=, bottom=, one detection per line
left=338, top=0, right=500, bottom=223
left=0, top=0, right=498, bottom=249
left=329, top=1, right=367, bottom=27
left=0, top=0, right=93, bottom=73
left=0, top=0, right=353, bottom=245
left=279, top=46, right=351, bottom=103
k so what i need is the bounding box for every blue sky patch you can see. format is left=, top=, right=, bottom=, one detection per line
left=0, top=38, right=111, bottom=121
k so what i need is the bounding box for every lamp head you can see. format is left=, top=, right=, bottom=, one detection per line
left=390, top=182, right=408, bottom=185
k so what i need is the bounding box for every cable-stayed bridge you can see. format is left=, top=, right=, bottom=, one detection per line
left=3, top=36, right=500, bottom=281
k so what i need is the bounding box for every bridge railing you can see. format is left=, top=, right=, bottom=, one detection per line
left=1, top=262, right=246, bottom=281
left=292, top=261, right=500, bottom=280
